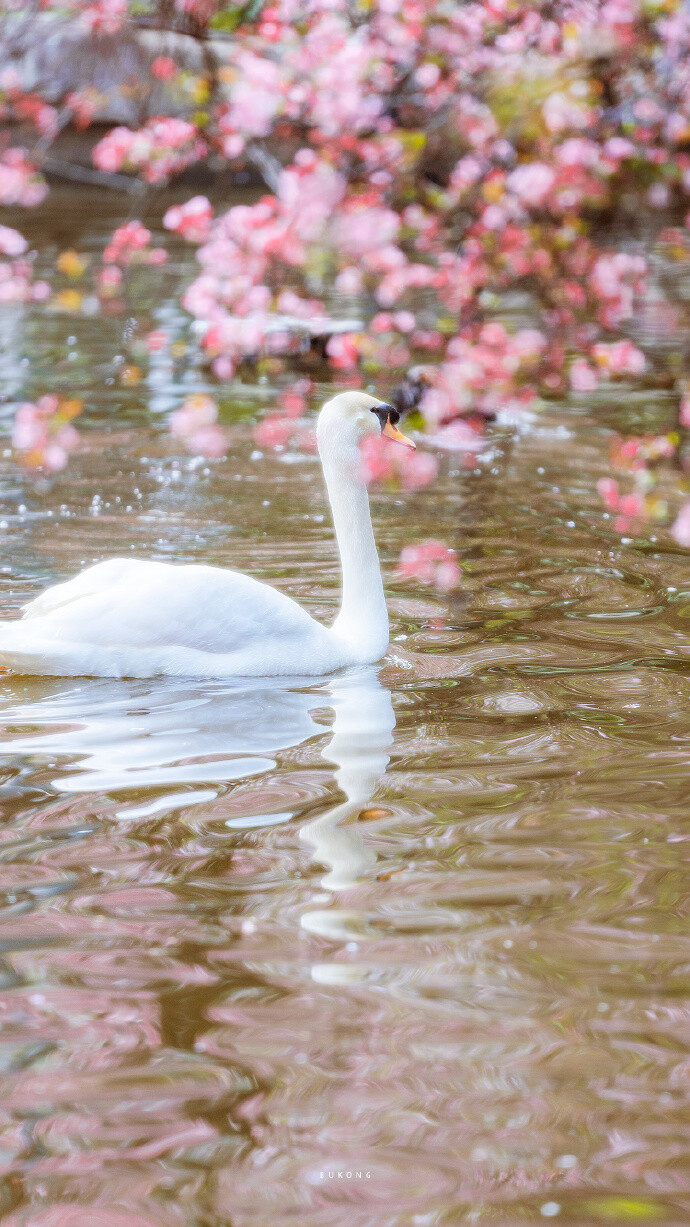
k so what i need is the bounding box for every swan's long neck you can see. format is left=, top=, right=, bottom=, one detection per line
left=320, top=445, right=389, bottom=661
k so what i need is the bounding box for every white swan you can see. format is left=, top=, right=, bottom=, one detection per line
left=0, top=391, right=415, bottom=678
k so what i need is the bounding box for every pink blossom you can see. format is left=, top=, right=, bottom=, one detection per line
left=543, top=91, right=596, bottom=133
left=400, top=450, right=438, bottom=490
left=0, top=225, right=27, bottom=257
left=556, top=138, right=601, bottom=168
left=223, top=50, right=284, bottom=137
left=335, top=266, right=364, bottom=296
left=96, top=265, right=123, bottom=296
left=429, top=420, right=485, bottom=452
left=81, top=0, right=127, bottom=35
left=672, top=500, right=690, bottom=547
left=359, top=436, right=435, bottom=490
left=592, top=340, right=646, bottom=374
left=507, top=163, right=556, bottom=208
left=146, top=329, right=169, bottom=352
left=570, top=358, right=598, bottom=392
left=151, top=56, right=178, bottom=82
left=187, top=424, right=226, bottom=457
left=597, top=478, right=620, bottom=510
left=482, top=204, right=509, bottom=229
left=0, top=148, right=48, bottom=207
left=93, top=118, right=206, bottom=184
left=325, top=333, right=360, bottom=369
left=164, top=196, right=214, bottom=244
left=42, top=443, right=69, bottom=470
left=66, top=87, right=99, bottom=129
left=253, top=415, right=294, bottom=450
left=618, top=491, right=645, bottom=516
left=278, top=157, right=346, bottom=242
left=170, top=394, right=226, bottom=457
left=277, top=389, right=306, bottom=418
left=103, top=221, right=152, bottom=265
left=12, top=395, right=82, bottom=470
left=449, top=154, right=484, bottom=195
left=648, top=182, right=669, bottom=208
left=415, top=62, right=441, bottom=88
left=370, top=312, right=394, bottom=334
left=335, top=205, right=400, bottom=257
left=13, top=0, right=680, bottom=492
left=397, top=540, right=460, bottom=591
left=212, top=356, right=235, bottom=380
left=435, top=559, right=461, bottom=591
left=605, top=136, right=635, bottom=160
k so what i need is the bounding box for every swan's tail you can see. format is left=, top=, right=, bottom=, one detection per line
left=0, top=622, right=112, bottom=677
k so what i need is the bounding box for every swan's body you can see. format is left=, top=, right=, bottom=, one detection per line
left=0, top=392, right=414, bottom=678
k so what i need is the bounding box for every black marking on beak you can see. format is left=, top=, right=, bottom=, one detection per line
left=371, top=403, right=400, bottom=431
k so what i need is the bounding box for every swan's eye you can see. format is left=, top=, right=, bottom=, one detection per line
left=371, top=404, right=399, bottom=431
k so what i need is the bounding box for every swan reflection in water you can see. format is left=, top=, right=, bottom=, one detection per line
left=0, top=666, right=395, bottom=897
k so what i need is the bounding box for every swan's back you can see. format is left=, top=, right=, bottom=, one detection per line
left=0, top=557, right=342, bottom=677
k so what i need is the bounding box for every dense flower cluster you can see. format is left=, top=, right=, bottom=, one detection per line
left=102, top=221, right=167, bottom=267
left=0, top=148, right=48, bottom=208
left=137, top=0, right=688, bottom=460
left=93, top=118, right=207, bottom=184
left=7, top=0, right=690, bottom=564
left=0, top=224, right=49, bottom=303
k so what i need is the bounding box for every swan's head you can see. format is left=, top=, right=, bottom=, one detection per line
left=316, top=391, right=415, bottom=460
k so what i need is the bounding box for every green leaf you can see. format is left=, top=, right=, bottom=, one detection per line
left=581, top=1197, right=667, bottom=1221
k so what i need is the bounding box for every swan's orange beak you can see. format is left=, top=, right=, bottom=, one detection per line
left=382, top=419, right=416, bottom=450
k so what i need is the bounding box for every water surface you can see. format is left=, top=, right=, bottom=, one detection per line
left=0, top=194, right=688, bottom=1226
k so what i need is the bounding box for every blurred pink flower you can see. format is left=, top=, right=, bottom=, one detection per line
left=597, top=477, right=620, bottom=510
left=82, top=0, right=127, bottom=35
left=507, top=163, right=556, bottom=207
left=0, top=148, right=48, bottom=207
left=152, top=56, right=178, bottom=82
left=397, top=540, right=460, bottom=591
left=93, top=118, right=206, bottom=184
left=672, top=500, right=690, bottom=547
left=592, top=339, right=646, bottom=374
left=335, top=266, right=364, bottom=296
left=164, top=196, right=214, bottom=243
left=253, top=414, right=294, bottom=450
left=0, top=224, right=27, bottom=257
left=335, top=204, right=400, bottom=257
left=359, top=435, right=435, bottom=490
left=145, top=329, right=170, bottom=352
left=170, top=394, right=225, bottom=457
left=326, top=333, right=360, bottom=369
left=570, top=358, right=598, bottom=392
left=103, top=221, right=152, bottom=265
left=12, top=395, right=82, bottom=470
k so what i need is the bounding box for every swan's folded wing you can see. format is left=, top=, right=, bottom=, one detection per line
left=22, top=558, right=157, bottom=620
left=19, top=561, right=319, bottom=655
